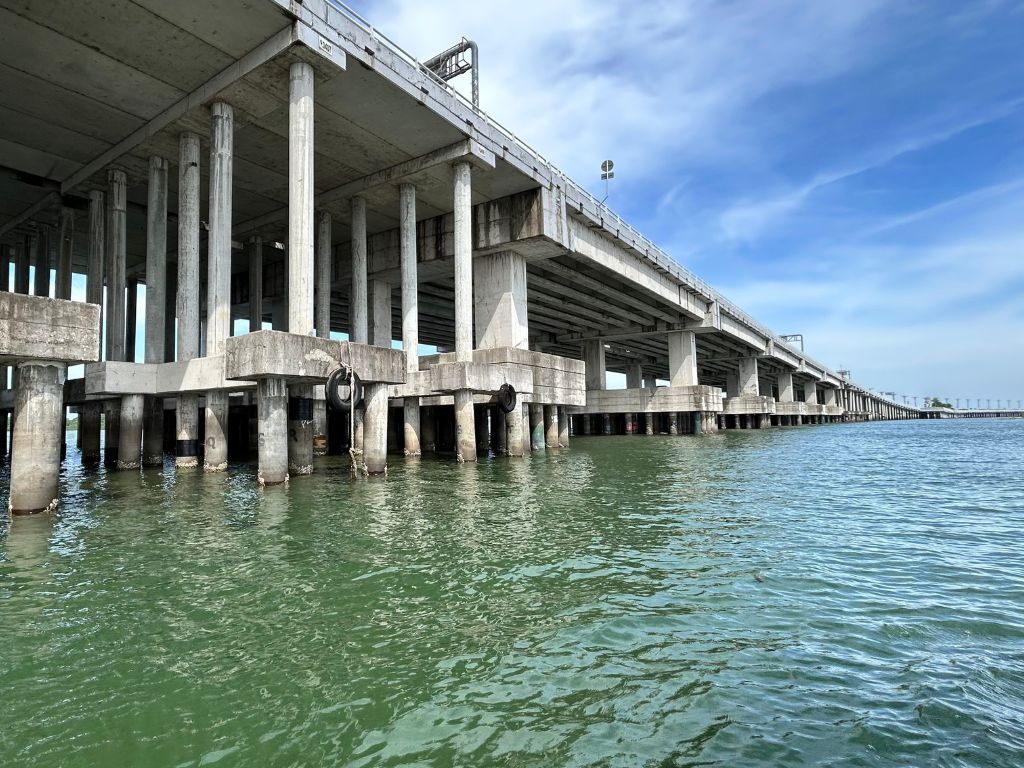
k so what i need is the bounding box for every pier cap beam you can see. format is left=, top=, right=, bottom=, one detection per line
left=0, top=294, right=100, bottom=365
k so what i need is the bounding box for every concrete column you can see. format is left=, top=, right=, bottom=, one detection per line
left=558, top=406, right=569, bottom=447
left=777, top=372, right=794, bottom=402
left=452, top=389, right=474, bottom=462
left=105, top=169, right=127, bottom=362
left=176, top=133, right=201, bottom=468
left=668, top=330, right=698, bottom=386
left=492, top=407, right=507, bottom=454
left=14, top=234, right=29, bottom=295
left=9, top=362, right=66, bottom=513
left=626, top=364, right=642, bottom=390
left=583, top=339, right=606, bottom=390
left=283, top=64, right=316, bottom=477
left=203, top=103, right=234, bottom=472
left=116, top=394, right=144, bottom=470
left=81, top=403, right=101, bottom=464
left=725, top=372, right=739, bottom=398
left=529, top=403, right=545, bottom=451
left=602, top=413, right=613, bottom=435
left=142, top=156, right=168, bottom=466
left=738, top=357, right=759, bottom=396
left=474, top=405, right=489, bottom=454
left=33, top=226, right=51, bottom=297
left=824, top=388, right=837, bottom=407
left=361, top=382, right=389, bottom=474
left=248, top=237, right=264, bottom=331
left=57, top=208, right=74, bottom=300
left=257, top=377, right=288, bottom=485
left=350, top=196, right=368, bottom=343
left=313, top=212, right=332, bottom=454
left=451, top=161, right=476, bottom=461
left=125, top=279, right=138, bottom=362
left=505, top=405, right=525, bottom=457
left=420, top=406, right=436, bottom=453
left=369, top=280, right=392, bottom=346
left=397, top=184, right=422, bottom=455
left=645, top=413, right=655, bottom=435
left=544, top=405, right=559, bottom=448
left=805, top=379, right=818, bottom=405
left=288, top=63, right=314, bottom=334
left=474, top=251, right=529, bottom=349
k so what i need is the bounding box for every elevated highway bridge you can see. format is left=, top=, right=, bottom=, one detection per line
left=0, top=0, right=927, bottom=511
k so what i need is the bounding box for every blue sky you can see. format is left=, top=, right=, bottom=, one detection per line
left=349, top=0, right=1024, bottom=405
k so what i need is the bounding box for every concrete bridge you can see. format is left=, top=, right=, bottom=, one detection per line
left=0, top=0, right=975, bottom=512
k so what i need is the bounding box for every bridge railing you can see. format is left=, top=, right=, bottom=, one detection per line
left=321, top=0, right=844, bottom=382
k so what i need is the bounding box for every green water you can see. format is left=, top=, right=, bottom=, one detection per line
left=2, top=419, right=1023, bottom=766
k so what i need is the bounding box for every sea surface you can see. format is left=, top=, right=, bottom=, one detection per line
left=2, top=418, right=1023, bottom=767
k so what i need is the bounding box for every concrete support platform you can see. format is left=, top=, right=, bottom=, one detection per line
left=225, top=330, right=405, bottom=384
left=722, top=395, right=776, bottom=415
left=580, top=385, right=723, bottom=414
left=0, top=293, right=101, bottom=364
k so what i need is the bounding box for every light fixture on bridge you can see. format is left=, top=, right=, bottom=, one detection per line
left=600, top=160, right=615, bottom=204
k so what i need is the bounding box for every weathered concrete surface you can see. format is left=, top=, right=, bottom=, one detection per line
left=722, top=395, right=776, bottom=415
left=0, top=293, right=100, bottom=364
left=225, top=331, right=405, bottom=384
left=84, top=357, right=252, bottom=397
left=258, top=377, right=288, bottom=485
left=8, top=362, right=65, bottom=514
left=582, top=385, right=723, bottom=414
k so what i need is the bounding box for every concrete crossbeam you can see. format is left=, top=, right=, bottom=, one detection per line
left=580, top=385, right=723, bottom=415
left=0, top=293, right=101, bottom=364
left=224, top=330, right=405, bottom=384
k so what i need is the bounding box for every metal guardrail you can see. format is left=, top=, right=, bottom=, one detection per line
left=319, top=0, right=848, bottom=383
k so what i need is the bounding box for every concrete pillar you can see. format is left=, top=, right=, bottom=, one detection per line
left=257, top=377, right=288, bottom=485
left=143, top=156, right=168, bottom=466
left=350, top=196, right=368, bottom=343
left=105, top=169, right=128, bottom=362
left=824, top=388, right=837, bottom=407
left=529, top=403, right=545, bottom=451
left=420, top=406, right=436, bottom=453
left=57, top=208, right=74, bottom=300
left=625, top=412, right=637, bottom=434
left=15, top=233, right=31, bottom=295
left=248, top=237, right=264, bottom=331
left=362, top=382, right=389, bottom=474
left=81, top=403, right=101, bottom=464
left=203, top=103, right=233, bottom=472
left=668, top=330, right=698, bottom=386
left=544, top=405, right=559, bottom=449
left=454, top=389, right=476, bottom=462
left=8, top=362, right=66, bottom=513
left=369, top=280, right=391, bottom=346
left=284, top=63, right=316, bottom=477
left=398, top=183, right=422, bottom=456
left=474, top=251, right=529, bottom=350
left=452, top=160, right=476, bottom=461
left=737, top=357, right=759, bottom=396
left=777, top=372, right=794, bottom=402
left=492, top=407, right=507, bottom=454
left=558, top=406, right=569, bottom=447
left=314, top=212, right=332, bottom=454
left=116, top=394, right=144, bottom=470
left=626, top=364, right=642, bottom=390
left=505, top=405, right=525, bottom=457
left=583, top=339, right=606, bottom=391
left=33, top=226, right=51, bottom=297
left=645, top=412, right=655, bottom=435
left=805, top=379, right=818, bottom=405
left=725, top=372, right=739, bottom=398
left=176, top=133, right=201, bottom=468
left=602, top=413, right=613, bottom=435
